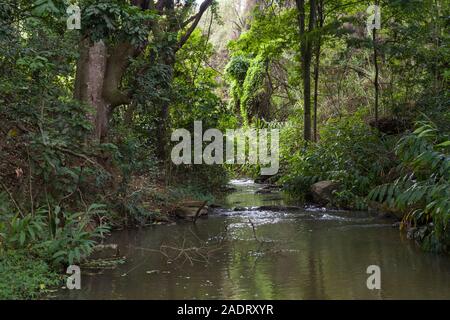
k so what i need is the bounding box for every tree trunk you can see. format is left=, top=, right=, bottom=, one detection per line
left=155, top=53, right=175, bottom=161
left=303, top=48, right=312, bottom=142
left=313, top=0, right=323, bottom=142
left=74, top=41, right=134, bottom=142
left=156, top=101, right=171, bottom=160
left=74, top=40, right=109, bottom=142
left=373, top=26, right=379, bottom=125
left=372, top=0, right=380, bottom=125
left=296, top=0, right=316, bottom=142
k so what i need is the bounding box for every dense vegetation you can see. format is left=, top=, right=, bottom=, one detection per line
left=0, top=0, right=448, bottom=298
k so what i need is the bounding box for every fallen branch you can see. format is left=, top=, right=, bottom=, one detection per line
left=0, top=181, right=25, bottom=218
left=193, top=200, right=208, bottom=224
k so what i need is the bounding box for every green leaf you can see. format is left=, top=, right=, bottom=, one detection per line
left=436, top=141, right=450, bottom=148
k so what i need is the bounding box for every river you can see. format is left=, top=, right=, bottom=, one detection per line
left=59, top=179, right=450, bottom=299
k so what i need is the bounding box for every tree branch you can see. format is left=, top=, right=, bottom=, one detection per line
left=102, top=43, right=138, bottom=109
left=176, top=0, right=213, bottom=51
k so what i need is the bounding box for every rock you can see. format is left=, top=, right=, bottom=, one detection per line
left=368, top=201, right=403, bottom=220
left=233, top=206, right=247, bottom=211
left=221, top=186, right=237, bottom=192
left=173, top=207, right=208, bottom=219
left=256, top=189, right=274, bottom=194
left=154, top=215, right=171, bottom=223
left=254, top=175, right=271, bottom=184
left=406, top=225, right=431, bottom=242
left=310, top=180, right=340, bottom=205
left=171, top=200, right=208, bottom=221
left=89, top=244, right=120, bottom=260
left=261, top=184, right=280, bottom=190
left=406, top=227, right=417, bottom=239
left=254, top=173, right=281, bottom=184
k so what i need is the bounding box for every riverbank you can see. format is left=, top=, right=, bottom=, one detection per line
left=0, top=176, right=223, bottom=299
left=55, top=179, right=450, bottom=299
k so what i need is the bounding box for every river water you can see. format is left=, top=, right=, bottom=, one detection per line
left=59, top=179, right=450, bottom=299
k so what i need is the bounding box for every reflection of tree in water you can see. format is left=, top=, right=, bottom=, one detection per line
left=132, top=226, right=228, bottom=266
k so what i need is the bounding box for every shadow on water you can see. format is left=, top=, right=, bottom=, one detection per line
left=58, top=179, right=450, bottom=299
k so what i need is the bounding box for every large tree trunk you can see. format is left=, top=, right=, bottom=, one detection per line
left=74, top=40, right=109, bottom=142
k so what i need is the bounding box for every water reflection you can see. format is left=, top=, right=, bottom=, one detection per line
left=59, top=180, right=450, bottom=300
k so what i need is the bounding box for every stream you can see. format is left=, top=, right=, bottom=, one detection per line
left=58, top=179, right=450, bottom=299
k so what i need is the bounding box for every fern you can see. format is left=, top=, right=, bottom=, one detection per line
left=369, top=122, right=450, bottom=252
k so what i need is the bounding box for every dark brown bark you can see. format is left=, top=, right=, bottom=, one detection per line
left=373, top=21, right=379, bottom=125
left=177, top=0, right=214, bottom=51
left=296, top=0, right=316, bottom=142
left=313, top=0, right=323, bottom=142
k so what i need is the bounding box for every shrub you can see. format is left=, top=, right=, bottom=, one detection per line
left=369, top=122, right=450, bottom=252
left=0, top=200, right=110, bottom=266
left=282, top=114, right=395, bottom=209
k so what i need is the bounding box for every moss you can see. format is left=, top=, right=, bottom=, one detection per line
left=241, top=55, right=268, bottom=124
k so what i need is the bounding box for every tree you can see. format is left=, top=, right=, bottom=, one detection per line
left=312, top=0, right=323, bottom=141
left=74, top=0, right=214, bottom=157
left=295, top=0, right=316, bottom=142
left=371, top=0, right=380, bottom=125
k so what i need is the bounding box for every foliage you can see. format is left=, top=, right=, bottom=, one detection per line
left=0, top=201, right=110, bottom=266
left=0, top=250, right=60, bottom=300
left=282, top=113, right=395, bottom=209
left=369, top=122, right=450, bottom=252
left=240, top=55, right=269, bottom=123
left=82, top=0, right=157, bottom=45
left=0, top=0, right=448, bottom=302
left=225, top=55, right=250, bottom=86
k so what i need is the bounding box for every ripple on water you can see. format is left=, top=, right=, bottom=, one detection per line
left=56, top=179, right=450, bottom=300
left=229, top=179, right=255, bottom=186
left=316, top=213, right=353, bottom=221
left=217, top=208, right=295, bottom=219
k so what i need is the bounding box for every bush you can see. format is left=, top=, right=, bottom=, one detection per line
left=369, top=122, right=450, bottom=252
left=282, top=114, right=395, bottom=209
left=0, top=199, right=109, bottom=266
